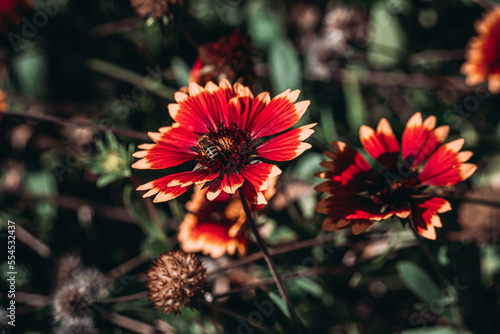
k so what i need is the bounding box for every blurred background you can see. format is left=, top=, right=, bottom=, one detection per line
left=1, top=0, right=500, bottom=333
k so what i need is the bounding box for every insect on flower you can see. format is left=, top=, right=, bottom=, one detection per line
left=132, top=79, right=315, bottom=205
left=315, top=113, right=477, bottom=239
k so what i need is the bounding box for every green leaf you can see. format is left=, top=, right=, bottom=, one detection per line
left=172, top=56, right=190, bottom=87
left=367, top=1, right=407, bottom=69
left=269, top=38, right=301, bottom=94
left=397, top=261, right=441, bottom=302
left=254, top=288, right=299, bottom=334
left=401, top=326, right=466, bottom=334
left=342, top=79, right=367, bottom=135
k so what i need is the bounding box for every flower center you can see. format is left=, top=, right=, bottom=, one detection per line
left=369, top=172, right=420, bottom=210
left=196, top=127, right=256, bottom=172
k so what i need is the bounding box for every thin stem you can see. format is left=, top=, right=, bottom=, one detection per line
left=407, top=217, right=446, bottom=283
left=128, top=176, right=167, bottom=242
left=238, top=189, right=303, bottom=333
left=104, top=291, right=148, bottom=304
left=207, top=233, right=338, bottom=276
left=212, top=266, right=332, bottom=300
left=0, top=110, right=149, bottom=141
left=200, top=300, right=275, bottom=334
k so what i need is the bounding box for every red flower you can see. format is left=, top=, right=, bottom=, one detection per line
left=178, top=177, right=277, bottom=258
left=133, top=79, right=314, bottom=205
left=189, top=30, right=254, bottom=87
left=0, top=0, right=33, bottom=33
left=461, top=7, right=500, bottom=93
left=315, top=113, right=477, bottom=239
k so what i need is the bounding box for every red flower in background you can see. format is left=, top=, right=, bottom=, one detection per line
left=189, top=30, right=254, bottom=87
left=315, top=113, right=477, bottom=239
left=0, top=0, right=33, bottom=33
left=133, top=79, right=314, bottom=205
left=178, top=177, right=277, bottom=258
left=461, top=7, right=500, bottom=93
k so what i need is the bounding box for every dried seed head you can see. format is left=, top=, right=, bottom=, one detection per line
left=146, top=250, right=207, bottom=315
left=54, top=317, right=96, bottom=334
left=130, top=0, right=182, bottom=19
left=55, top=254, right=84, bottom=286
left=52, top=267, right=106, bottom=322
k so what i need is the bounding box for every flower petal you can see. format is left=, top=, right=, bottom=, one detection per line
left=411, top=198, right=451, bottom=240
left=314, top=141, right=372, bottom=195
left=132, top=125, right=199, bottom=169
left=418, top=139, right=477, bottom=186
left=167, top=171, right=219, bottom=188
left=136, top=173, right=191, bottom=203
left=257, top=123, right=315, bottom=161
left=402, top=113, right=450, bottom=167
left=359, top=118, right=400, bottom=168
left=247, top=89, right=310, bottom=138
left=221, top=172, right=244, bottom=194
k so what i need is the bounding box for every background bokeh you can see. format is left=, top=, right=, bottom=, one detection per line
left=1, top=0, right=500, bottom=333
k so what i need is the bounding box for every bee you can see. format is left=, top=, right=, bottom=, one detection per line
left=197, top=135, right=220, bottom=160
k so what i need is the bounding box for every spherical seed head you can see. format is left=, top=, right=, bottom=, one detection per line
left=55, top=254, right=84, bottom=286
left=146, top=250, right=207, bottom=315
left=52, top=267, right=107, bottom=322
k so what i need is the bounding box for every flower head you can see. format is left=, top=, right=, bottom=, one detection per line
left=0, top=0, right=33, bottom=33
left=461, top=7, right=500, bottom=93
left=189, top=30, right=254, bottom=87
left=315, top=113, right=477, bottom=239
left=178, top=176, right=277, bottom=258
left=146, top=250, right=207, bottom=315
left=130, top=0, right=182, bottom=19
left=133, top=79, right=314, bottom=205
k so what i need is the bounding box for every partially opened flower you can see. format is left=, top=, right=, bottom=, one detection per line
left=132, top=79, right=314, bottom=205
left=315, top=113, right=477, bottom=239
left=178, top=176, right=277, bottom=258
left=190, top=30, right=254, bottom=87
left=461, top=7, right=500, bottom=93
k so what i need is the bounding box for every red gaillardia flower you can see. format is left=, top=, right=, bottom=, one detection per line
left=189, top=30, right=254, bottom=87
left=315, top=113, right=477, bottom=240
left=0, top=0, right=33, bottom=33
left=461, top=7, right=500, bottom=93
left=132, top=79, right=314, bottom=205
left=178, top=177, right=277, bottom=258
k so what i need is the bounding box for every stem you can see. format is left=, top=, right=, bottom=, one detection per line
left=212, top=266, right=332, bottom=300
left=207, top=233, right=338, bottom=276
left=407, top=217, right=446, bottom=283
left=238, top=189, right=303, bottom=333
left=0, top=110, right=149, bottom=141
left=406, top=218, right=467, bottom=329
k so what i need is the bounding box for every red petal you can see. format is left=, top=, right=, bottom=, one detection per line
left=136, top=173, right=190, bottom=203
left=247, top=89, right=310, bottom=138
left=314, top=141, right=372, bottom=195
left=132, top=125, right=199, bottom=169
left=205, top=79, right=234, bottom=127
left=359, top=118, right=400, bottom=168
left=418, top=139, right=477, bottom=186
left=411, top=198, right=451, bottom=240
left=221, top=172, right=244, bottom=194
left=257, top=123, right=315, bottom=161
left=167, top=171, right=219, bottom=188
left=178, top=213, right=247, bottom=258
left=402, top=113, right=450, bottom=167
left=239, top=180, right=267, bottom=205
left=169, top=81, right=236, bottom=133
left=240, top=163, right=282, bottom=193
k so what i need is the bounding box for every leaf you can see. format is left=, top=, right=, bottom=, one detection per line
left=342, top=79, right=367, bottom=135
left=171, top=56, right=190, bottom=87
left=397, top=261, right=441, bottom=303
left=254, top=288, right=299, bottom=334
left=268, top=38, right=301, bottom=94
left=367, top=1, right=407, bottom=69
left=247, top=1, right=282, bottom=47
left=401, top=326, right=466, bottom=334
